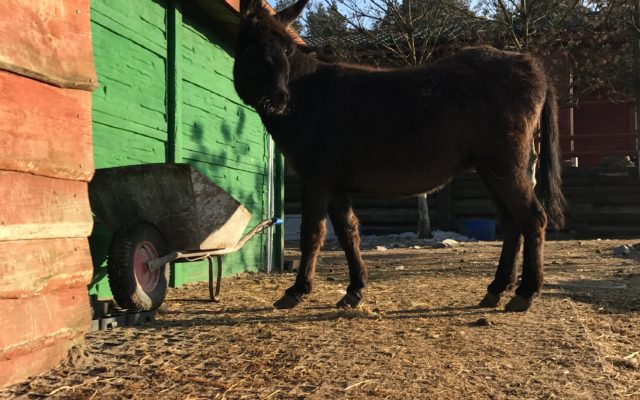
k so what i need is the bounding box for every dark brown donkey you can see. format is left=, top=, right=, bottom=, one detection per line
left=233, top=0, right=565, bottom=312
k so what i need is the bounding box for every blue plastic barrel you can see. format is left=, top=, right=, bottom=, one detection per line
left=462, top=219, right=496, bottom=241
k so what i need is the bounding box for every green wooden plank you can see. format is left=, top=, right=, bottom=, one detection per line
left=93, top=122, right=167, bottom=168
left=91, top=1, right=167, bottom=56
left=93, top=110, right=167, bottom=142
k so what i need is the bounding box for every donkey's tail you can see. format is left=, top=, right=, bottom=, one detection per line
left=538, top=85, right=566, bottom=229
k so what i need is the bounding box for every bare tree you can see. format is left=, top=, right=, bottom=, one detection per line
left=475, top=0, right=638, bottom=169
left=475, top=0, right=634, bottom=105
left=323, top=0, right=478, bottom=66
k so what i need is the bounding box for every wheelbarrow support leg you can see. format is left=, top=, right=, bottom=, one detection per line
left=208, top=255, right=223, bottom=302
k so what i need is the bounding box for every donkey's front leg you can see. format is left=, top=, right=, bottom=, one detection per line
left=329, top=194, right=367, bottom=308
left=273, top=189, right=329, bottom=309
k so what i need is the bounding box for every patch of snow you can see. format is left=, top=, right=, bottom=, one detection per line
left=356, top=230, right=475, bottom=250
left=431, top=230, right=476, bottom=243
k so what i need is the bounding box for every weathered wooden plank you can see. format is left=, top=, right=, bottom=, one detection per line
left=0, top=331, right=82, bottom=387
left=352, top=197, right=426, bottom=207
left=358, top=210, right=420, bottom=224
left=574, top=225, right=640, bottom=238
left=0, top=0, right=97, bottom=90
left=563, top=175, right=640, bottom=186
left=0, top=71, right=93, bottom=181
left=451, top=187, right=492, bottom=198
left=567, top=193, right=640, bottom=205
left=568, top=212, right=640, bottom=224
left=563, top=167, right=638, bottom=178
left=452, top=204, right=498, bottom=215
left=360, top=224, right=419, bottom=235
left=0, top=286, right=89, bottom=351
left=0, top=238, right=93, bottom=299
left=0, top=172, right=93, bottom=241
left=452, top=179, right=485, bottom=190
left=564, top=185, right=640, bottom=195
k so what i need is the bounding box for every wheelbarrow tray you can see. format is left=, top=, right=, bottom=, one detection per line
left=89, top=164, right=252, bottom=251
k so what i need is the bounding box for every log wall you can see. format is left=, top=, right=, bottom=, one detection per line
left=0, top=0, right=95, bottom=387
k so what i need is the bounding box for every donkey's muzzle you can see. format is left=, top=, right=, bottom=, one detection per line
left=261, top=90, right=289, bottom=115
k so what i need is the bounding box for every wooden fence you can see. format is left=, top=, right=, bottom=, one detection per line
left=285, top=167, right=640, bottom=238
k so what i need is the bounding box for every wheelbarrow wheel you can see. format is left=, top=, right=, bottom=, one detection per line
left=107, top=222, right=170, bottom=311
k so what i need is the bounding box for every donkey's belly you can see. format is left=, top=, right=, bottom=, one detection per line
left=338, top=161, right=462, bottom=196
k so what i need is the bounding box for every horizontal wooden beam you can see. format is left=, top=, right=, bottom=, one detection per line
left=0, top=171, right=93, bottom=241
left=0, top=238, right=93, bottom=299
left=0, top=331, right=81, bottom=387
left=0, top=71, right=94, bottom=181
left=0, top=286, right=89, bottom=387
left=0, top=286, right=89, bottom=350
left=0, top=0, right=97, bottom=90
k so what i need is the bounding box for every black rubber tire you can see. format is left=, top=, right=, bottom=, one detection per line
left=107, top=222, right=170, bottom=311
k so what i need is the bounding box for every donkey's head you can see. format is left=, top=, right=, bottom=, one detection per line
left=233, top=0, right=309, bottom=115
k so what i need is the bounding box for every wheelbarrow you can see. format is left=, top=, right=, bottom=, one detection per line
left=89, top=164, right=282, bottom=311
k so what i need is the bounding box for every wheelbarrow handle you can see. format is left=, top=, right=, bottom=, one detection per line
left=147, top=252, right=180, bottom=271
left=229, top=217, right=282, bottom=253
left=147, top=217, right=283, bottom=270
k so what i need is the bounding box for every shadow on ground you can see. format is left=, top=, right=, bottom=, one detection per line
left=545, top=274, right=640, bottom=312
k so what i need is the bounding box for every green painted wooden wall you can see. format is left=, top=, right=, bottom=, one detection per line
left=88, top=0, right=278, bottom=298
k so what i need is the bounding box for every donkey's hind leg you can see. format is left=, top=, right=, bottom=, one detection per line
left=478, top=163, right=547, bottom=312
left=274, top=187, right=329, bottom=309
left=478, top=173, right=523, bottom=307
left=328, top=194, right=368, bottom=308
left=479, top=217, right=522, bottom=307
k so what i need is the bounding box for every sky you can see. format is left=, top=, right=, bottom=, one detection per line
left=267, top=0, right=485, bottom=30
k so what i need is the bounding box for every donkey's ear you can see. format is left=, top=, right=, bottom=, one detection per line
left=275, top=0, right=310, bottom=27
left=240, top=0, right=262, bottom=17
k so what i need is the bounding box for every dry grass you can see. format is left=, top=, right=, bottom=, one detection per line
left=2, top=239, right=639, bottom=399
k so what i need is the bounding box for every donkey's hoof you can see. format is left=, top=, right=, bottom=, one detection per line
left=273, top=293, right=302, bottom=309
left=504, top=295, right=532, bottom=312
left=336, top=292, right=362, bottom=308
left=479, top=292, right=501, bottom=308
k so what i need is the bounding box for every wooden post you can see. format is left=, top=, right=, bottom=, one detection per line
left=273, top=149, right=285, bottom=271
left=168, top=0, right=183, bottom=163
left=417, top=193, right=431, bottom=238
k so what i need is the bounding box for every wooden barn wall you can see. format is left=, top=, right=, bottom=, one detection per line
left=88, top=0, right=170, bottom=298
left=89, top=0, right=272, bottom=295
left=0, top=0, right=95, bottom=387
left=285, top=168, right=640, bottom=238
left=90, top=0, right=169, bottom=166
left=558, top=101, right=636, bottom=168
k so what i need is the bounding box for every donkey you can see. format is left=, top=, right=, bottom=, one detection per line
left=233, top=0, right=565, bottom=312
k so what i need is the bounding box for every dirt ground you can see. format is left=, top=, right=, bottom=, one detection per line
left=2, top=239, right=639, bottom=399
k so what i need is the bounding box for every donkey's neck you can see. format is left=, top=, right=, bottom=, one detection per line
left=288, top=50, right=321, bottom=81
